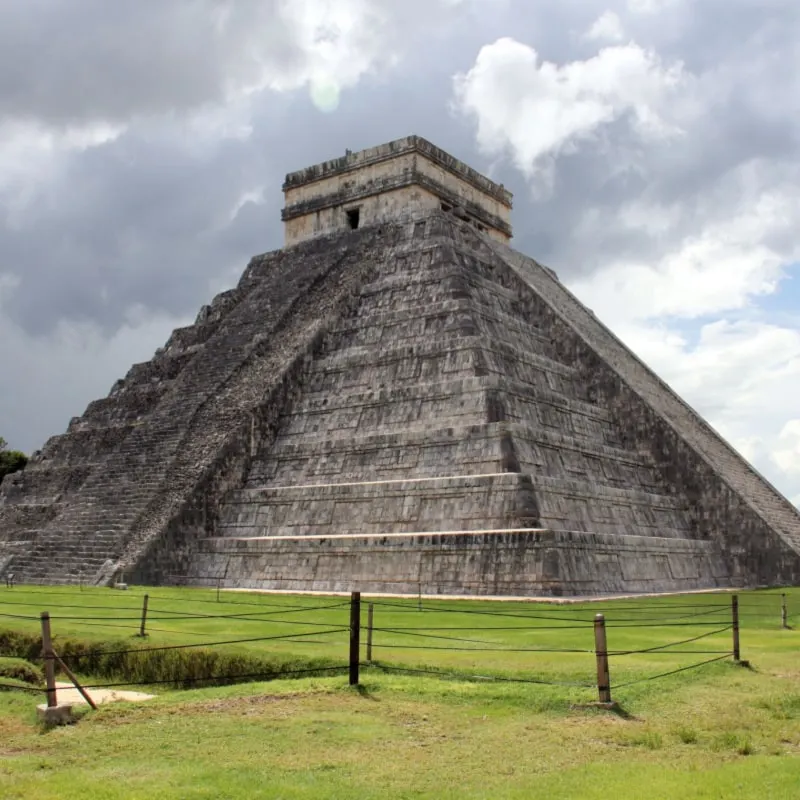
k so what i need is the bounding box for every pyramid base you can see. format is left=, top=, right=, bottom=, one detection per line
left=179, top=529, right=734, bottom=597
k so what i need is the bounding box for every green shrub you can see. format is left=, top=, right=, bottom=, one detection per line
left=0, top=628, right=343, bottom=690
left=0, top=656, right=44, bottom=686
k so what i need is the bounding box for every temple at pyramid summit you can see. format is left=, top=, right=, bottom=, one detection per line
left=2, top=135, right=800, bottom=595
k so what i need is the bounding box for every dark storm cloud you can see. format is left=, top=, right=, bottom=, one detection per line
left=2, top=0, right=798, bottom=332
left=1, top=124, right=278, bottom=335
left=0, top=2, right=522, bottom=336
left=1, top=0, right=800, bottom=454
left=0, top=0, right=298, bottom=127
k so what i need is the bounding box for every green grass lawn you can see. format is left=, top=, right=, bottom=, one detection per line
left=0, top=585, right=798, bottom=798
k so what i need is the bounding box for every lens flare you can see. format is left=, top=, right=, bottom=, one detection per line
left=309, top=78, right=341, bottom=113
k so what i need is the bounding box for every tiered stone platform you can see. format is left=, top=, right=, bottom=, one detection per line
left=2, top=210, right=799, bottom=594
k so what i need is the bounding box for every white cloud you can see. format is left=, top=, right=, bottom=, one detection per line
left=454, top=26, right=800, bottom=503
left=569, top=183, right=799, bottom=321
left=774, top=420, right=800, bottom=479
left=584, top=11, right=626, bottom=42
left=627, top=0, right=679, bottom=13
left=452, top=37, right=685, bottom=182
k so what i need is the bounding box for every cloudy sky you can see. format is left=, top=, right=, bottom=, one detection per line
left=1, top=0, right=799, bottom=503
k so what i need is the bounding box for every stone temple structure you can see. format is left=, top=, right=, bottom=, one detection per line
left=2, top=135, right=800, bottom=596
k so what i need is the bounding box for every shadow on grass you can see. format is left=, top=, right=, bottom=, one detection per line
left=570, top=701, right=638, bottom=721
left=353, top=683, right=379, bottom=701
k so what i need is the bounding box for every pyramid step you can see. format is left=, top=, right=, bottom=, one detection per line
left=332, top=298, right=555, bottom=354
left=218, top=471, right=537, bottom=539
left=193, top=527, right=730, bottom=597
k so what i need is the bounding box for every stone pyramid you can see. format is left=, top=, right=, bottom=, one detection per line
left=2, top=136, right=799, bottom=596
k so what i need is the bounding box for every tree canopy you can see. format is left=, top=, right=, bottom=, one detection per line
left=0, top=437, right=28, bottom=484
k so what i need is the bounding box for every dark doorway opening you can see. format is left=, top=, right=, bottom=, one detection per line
left=441, top=202, right=452, bottom=212
left=346, top=208, right=360, bottom=229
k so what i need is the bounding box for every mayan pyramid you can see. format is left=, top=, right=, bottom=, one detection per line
left=2, top=135, right=799, bottom=596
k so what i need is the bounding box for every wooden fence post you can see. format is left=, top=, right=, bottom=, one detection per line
left=731, top=594, right=740, bottom=662
left=349, top=591, right=361, bottom=686
left=40, top=612, right=57, bottom=708
left=139, top=594, right=149, bottom=637
left=366, top=603, right=374, bottom=663
left=52, top=649, right=97, bottom=710
left=781, top=593, right=788, bottom=630
left=594, top=613, right=612, bottom=704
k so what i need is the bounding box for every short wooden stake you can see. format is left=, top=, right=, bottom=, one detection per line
left=366, top=603, right=374, bottom=663
left=731, top=594, right=740, bottom=662
left=781, top=593, right=788, bottom=629
left=349, top=591, right=361, bottom=686
left=40, top=612, right=57, bottom=708
left=594, top=613, right=612, bottom=704
left=139, top=593, right=149, bottom=637
left=52, top=649, right=97, bottom=710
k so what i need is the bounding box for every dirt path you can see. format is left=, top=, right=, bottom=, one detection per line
left=54, top=681, right=155, bottom=706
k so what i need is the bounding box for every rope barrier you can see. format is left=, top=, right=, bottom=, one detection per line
left=77, top=664, right=350, bottom=690
left=608, top=626, right=733, bottom=656
left=368, top=662, right=594, bottom=688
left=369, top=600, right=732, bottom=626
left=56, top=628, right=352, bottom=661
left=0, top=681, right=43, bottom=693
left=369, top=626, right=592, bottom=651
left=610, top=654, right=732, bottom=690
left=606, top=620, right=731, bottom=629
left=1, top=586, right=348, bottom=611
left=370, top=642, right=592, bottom=654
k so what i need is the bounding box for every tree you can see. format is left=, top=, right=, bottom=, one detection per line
left=0, top=437, right=28, bottom=484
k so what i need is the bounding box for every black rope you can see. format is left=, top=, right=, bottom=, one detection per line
left=366, top=622, right=591, bottom=632
left=78, top=664, right=349, bottom=690
left=369, top=626, right=592, bottom=651
left=611, top=653, right=732, bottom=690
left=0, top=598, right=143, bottom=612
left=145, top=601, right=350, bottom=620
left=606, top=620, right=731, bottom=629
left=369, top=600, right=590, bottom=623
left=58, top=620, right=146, bottom=633
left=367, top=662, right=593, bottom=688
left=0, top=681, right=43, bottom=693
left=1, top=585, right=346, bottom=611
left=369, top=642, right=590, bottom=654
left=369, top=600, right=731, bottom=625
left=0, top=597, right=350, bottom=619
left=608, top=626, right=732, bottom=656
left=57, top=628, right=350, bottom=661
left=369, top=598, right=731, bottom=616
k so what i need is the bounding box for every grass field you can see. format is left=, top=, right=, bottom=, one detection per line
left=1, top=585, right=798, bottom=798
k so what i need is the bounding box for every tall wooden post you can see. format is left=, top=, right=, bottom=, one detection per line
left=349, top=592, right=361, bottom=686
left=139, top=594, right=149, bottom=637
left=781, top=593, right=788, bottom=630
left=40, top=612, right=57, bottom=708
left=366, top=603, right=374, bottom=663
left=594, top=613, right=612, bottom=704
left=732, top=594, right=740, bottom=662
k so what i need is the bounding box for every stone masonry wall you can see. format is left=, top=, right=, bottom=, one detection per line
left=5, top=206, right=799, bottom=594
left=486, top=230, right=800, bottom=586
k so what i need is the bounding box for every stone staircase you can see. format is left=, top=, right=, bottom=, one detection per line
left=0, top=228, right=392, bottom=584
